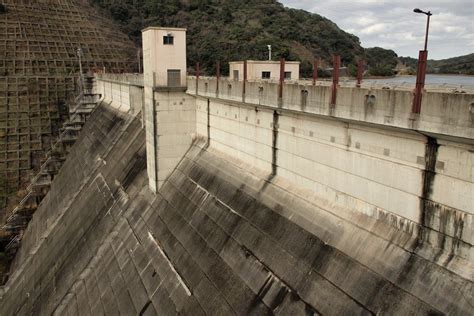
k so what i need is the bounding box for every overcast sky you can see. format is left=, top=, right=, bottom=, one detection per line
left=280, top=0, right=474, bottom=60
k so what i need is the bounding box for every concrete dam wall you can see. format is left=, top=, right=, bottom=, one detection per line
left=0, top=27, right=472, bottom=315
left=0, top=98, right=471, bottom=314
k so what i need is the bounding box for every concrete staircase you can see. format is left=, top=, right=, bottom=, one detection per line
left=1, top=75, right=101, bottom=274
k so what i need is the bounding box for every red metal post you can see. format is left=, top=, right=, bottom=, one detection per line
left=216, top=61, right=220, bottom=94
left=279, top=58, right=285, bottom=99
left=196, top=62, right=200, bottom=94
left=413, top=50, right=428, bottom=113
left=243, top=60, right=247, bottom=98
left=331, top=55, right=340, bottom=105
left=356, top=59, right=364, bottom=88
left=313, top=59, right=318, bottom=85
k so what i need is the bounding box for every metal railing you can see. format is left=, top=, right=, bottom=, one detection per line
left=95, top=73, right=144, bottom=86
left=189, top=75, right=474, bottom=93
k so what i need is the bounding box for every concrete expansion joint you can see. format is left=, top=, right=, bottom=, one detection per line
left=147, top=231, right=191, bottom=296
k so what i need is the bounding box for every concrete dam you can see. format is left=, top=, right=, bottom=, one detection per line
left=0, top=27, right=473, bottom=315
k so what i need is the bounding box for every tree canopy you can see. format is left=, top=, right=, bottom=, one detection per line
left=89, top=0, right=368, bottom=76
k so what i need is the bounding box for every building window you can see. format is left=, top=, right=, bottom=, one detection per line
left=262, top=71, right=271, bottom=79
left=163, top=35, right=174, bottom=45
left=233, top=70, right=239, bottom=80
left=284, top=71, right=292, bottom=80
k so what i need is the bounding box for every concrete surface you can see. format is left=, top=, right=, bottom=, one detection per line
left=142, top=28, right=194, bottom=192
left=191, top=77, right=474, bottom=139
left=95, top=72, right=473, bottom=284
left=0, top=99, right=471, bottom=315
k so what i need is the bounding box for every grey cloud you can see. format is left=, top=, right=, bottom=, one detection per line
left=280, top=0, right=474, bottom=59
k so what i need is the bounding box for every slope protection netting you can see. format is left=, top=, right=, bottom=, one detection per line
left=0, top=0, right=137, bottom=216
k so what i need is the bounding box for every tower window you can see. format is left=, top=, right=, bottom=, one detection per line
left=284, top=71, right=292, bottom=79
left=262, top=71, right=271, bottom=79
left=163, top=35, right=174, bottom=45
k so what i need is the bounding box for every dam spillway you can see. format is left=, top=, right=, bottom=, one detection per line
left=0, top=27, right=472, bottom=315
left=1, top=98, right=471, bottom=315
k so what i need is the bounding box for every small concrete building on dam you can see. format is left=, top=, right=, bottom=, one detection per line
left=229, top=60, right=300, bottom=81
left=0, top=24, right=473, bottom=316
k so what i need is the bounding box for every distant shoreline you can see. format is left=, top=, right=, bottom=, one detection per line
left=360, top=74, right=474, bottom=86
left=359, top=74, right=474, bottom=80
left=395, top=73, right=474, bottom=77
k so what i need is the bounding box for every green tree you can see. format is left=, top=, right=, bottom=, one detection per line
left=89, top=0, right=369, bottom=75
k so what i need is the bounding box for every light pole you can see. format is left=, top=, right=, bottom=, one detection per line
left=412, top=8, right=432, bottom=114
left=413, top=8, right=432, bottom=51
left=76, top=47, right=84, bottom=93
left=77, top=48, right=83, bottom=76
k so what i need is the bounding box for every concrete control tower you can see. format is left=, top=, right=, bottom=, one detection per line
left=142, top=27, right=187, bottom=88
left=142, top=27, right=196, bottom=191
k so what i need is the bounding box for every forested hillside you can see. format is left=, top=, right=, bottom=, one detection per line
left=399, top=53, right=474, bottom=75
left=364, top=47, right=398, bottom=76
left=89, top=0, right=368, bottom=75
left=89, top=0, right=471, bottom=77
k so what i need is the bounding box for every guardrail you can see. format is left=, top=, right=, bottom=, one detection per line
left=95, top=73, right=144, bottom=86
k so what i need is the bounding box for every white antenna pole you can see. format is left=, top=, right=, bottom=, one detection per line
left=77, top=47, right=84, bottom=93
left=77, top=48, right=83, bottom=77
left=137, top=48, right=142, bottom=73
left=267, top=45, right=272, bottom=61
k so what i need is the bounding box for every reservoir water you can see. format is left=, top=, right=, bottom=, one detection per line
left=364, top=74, right=474, bottom=87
